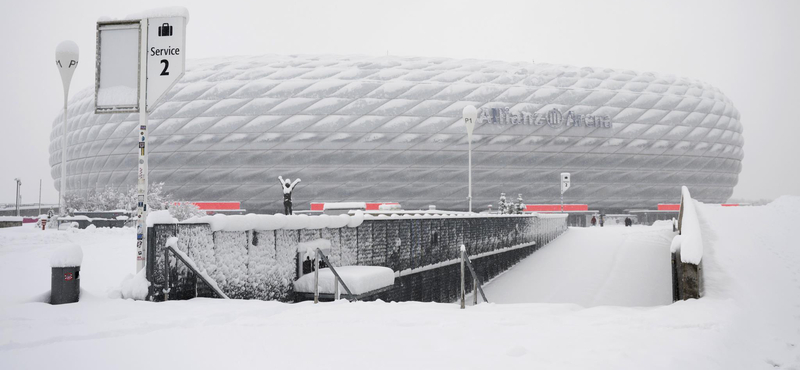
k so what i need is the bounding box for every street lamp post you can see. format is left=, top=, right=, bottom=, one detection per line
left=14, top=178, right=21, bottom=217
left=55, top=41, right=79, bottom=216
left=462, top=105, right=478, bottom=213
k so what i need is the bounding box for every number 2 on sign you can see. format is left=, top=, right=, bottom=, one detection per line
left=160, top=59, right=169, bottom=76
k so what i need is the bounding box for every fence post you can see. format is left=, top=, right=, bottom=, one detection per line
left=473, top=277, right=478, bottom=306
left=460, top=244, right=465, bottom=309
left=163, top=248, right=170, bottom=301
left=314, top=249, right=320, bottom=304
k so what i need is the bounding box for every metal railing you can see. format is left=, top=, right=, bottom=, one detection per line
left=460, top=244, right=489, bottom=309
left=164, top=245, right=229, bottom=300
left=314, top=248, right=354, bottom=303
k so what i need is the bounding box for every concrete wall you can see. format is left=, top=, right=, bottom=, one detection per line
left=0, top=221, right=23, bottom=228
left=671, top=188, right=704, bottom=301
left=671, top=249, right=703, bottom=301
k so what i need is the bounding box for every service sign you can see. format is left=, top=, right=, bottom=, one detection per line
left=146, top=17, right=185, bottom=112
left=561, top=172, right=571, bottom=195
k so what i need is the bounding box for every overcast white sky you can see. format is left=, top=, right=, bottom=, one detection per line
left=1, top=0, right=798, bottom=205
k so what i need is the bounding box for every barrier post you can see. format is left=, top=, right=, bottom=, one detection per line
left=460, top=245, right=465, bottom=309
left=473, top=277, right=478, bottom=305
left=314, top=249, right=320, bottom=304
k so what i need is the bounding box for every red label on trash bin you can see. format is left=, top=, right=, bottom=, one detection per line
left=64, top=273, right=73, bottom=281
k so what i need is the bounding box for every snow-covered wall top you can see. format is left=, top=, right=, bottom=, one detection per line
left=51, top=54, right=743, bottom=212
left=146, top=210, right=566, bottom=231
left=678, top=186, right=704, bottom=264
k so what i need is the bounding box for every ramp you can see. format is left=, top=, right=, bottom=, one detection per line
left=482, top=225, right=674, bottom=307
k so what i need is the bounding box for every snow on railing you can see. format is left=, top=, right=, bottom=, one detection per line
left=675, top=186, right=704, bottom=264
left=147, top=211, right=364, bottom=230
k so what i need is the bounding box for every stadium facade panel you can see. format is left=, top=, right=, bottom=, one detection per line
left=49, top=54, right=744, bottom=212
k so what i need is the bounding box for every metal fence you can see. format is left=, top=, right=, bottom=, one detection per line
left=146, top=213, right=568, bottom=302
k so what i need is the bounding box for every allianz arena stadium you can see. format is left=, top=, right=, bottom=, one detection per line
left=49, top=54, right=744, bottom=212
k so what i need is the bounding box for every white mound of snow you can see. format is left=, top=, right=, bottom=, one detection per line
left=670, top=234, right=683, bottom=253
left=293, top=266, right=395, bottom=295
left=146, top=210, right=177, bottom=227
left=50, top=244, right=83, bottom=267
left=119, top=268, right=150, bottom=300
left=283, top=214, right=309, bottom=229
left=328, top=214, right=351, bottom=228
left=346, top=211, right=364, bottom=227
left=305, top=214, right=331, bottom=229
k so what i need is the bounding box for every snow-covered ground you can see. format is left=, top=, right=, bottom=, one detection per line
left=481, top=225, right=673, bottom=307
left=1, top=197, right=799, bottom=369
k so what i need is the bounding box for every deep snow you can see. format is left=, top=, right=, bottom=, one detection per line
left=480, top=224, right=674, bottom=307
left=1, top=197, right=799, bottom=369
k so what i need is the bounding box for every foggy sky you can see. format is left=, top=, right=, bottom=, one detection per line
left=1, top=0, right=798, bottom=205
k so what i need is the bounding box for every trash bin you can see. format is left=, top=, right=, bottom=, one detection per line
left=51, top=266, right=80, bottom=304
left=50, top=244, right=83, bottom=305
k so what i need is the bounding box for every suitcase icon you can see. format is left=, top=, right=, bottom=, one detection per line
left=158, top=23, right=173, bottom=37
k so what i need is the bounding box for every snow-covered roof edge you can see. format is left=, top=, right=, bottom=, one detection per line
left=98, top=6, right=190, bottom=23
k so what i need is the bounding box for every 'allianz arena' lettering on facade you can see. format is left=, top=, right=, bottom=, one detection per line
left=481, top=107, right=612, bottom=128
left=49, top=55, right=744, bottom=212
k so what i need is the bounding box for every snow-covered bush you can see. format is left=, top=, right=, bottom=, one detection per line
left=64, top=182, right=173, bottom=212
left=169, top=201, right=206, bottom=221
left=213, top=231, right=249, bottom=298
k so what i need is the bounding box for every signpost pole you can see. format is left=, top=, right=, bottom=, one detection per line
left=55, top=41, right=79, bottom=217
left=135, top=19, right=149, bottom=273
left=60, top=97, right=68, bottom=217
left=14, top=179, right=21, bottom=217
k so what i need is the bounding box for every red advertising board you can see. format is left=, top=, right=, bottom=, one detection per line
left=524, top=204, right=588, bottom=212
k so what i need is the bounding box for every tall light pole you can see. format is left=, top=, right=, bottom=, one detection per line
left=463, top=105, right=477, bottom=213
left=55, top=41, right=79, bottom=216
left=14, top=178, right=21, bottom=217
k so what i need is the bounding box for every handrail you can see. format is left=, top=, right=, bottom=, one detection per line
left=164, top=245, right=229, bottom=300
left=314, top=248, right=355, bottom=303
left=465, top=256, right=489, bottom=304
left=460, top=244, right=489, bottom=309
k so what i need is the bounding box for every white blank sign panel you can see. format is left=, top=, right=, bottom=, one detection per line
left=97, top=25, right=139, bottom=109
